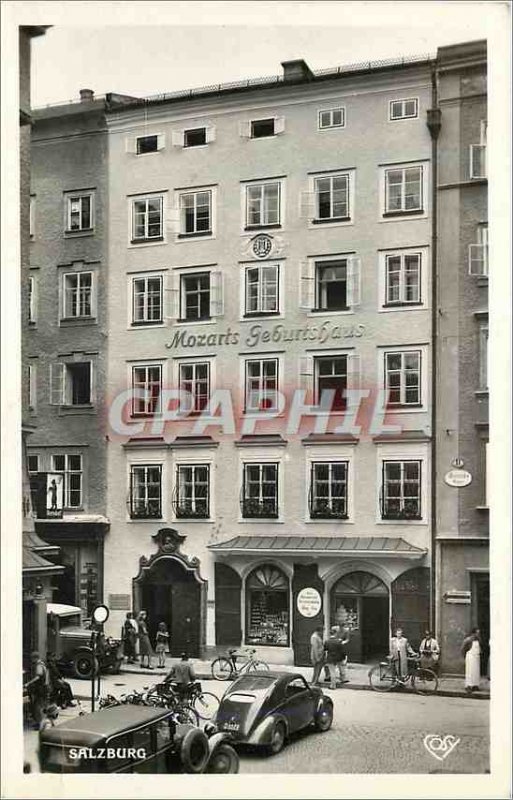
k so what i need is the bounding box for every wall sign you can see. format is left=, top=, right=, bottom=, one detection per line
left=297, top=587, right=322, bottom=618
left=46, top=472, right=64, bottom=519
left=444, top=469, right=472, bottom=488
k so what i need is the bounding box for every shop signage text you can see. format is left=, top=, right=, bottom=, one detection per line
left=296, top=587, right=322, bottom=618
left=444, top=469, right=472, bottom=488
left=166, top=321, right=366, bottom=350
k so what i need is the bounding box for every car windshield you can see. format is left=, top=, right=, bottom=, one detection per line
left=231, top=675, right=275, bottom=692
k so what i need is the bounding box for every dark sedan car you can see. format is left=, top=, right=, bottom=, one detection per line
left=213, top=671, right=333, bottom=755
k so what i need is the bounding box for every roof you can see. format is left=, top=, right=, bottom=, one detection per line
left=209, top=536, right=426, bottom=556
left=40, top=705, right=171, bottom=747
left=22, top=547, right=63, bottom=574
left=24, top=529, right=60, bottom=553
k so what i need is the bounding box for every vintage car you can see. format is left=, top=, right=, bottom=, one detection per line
left=213, top=671, right=333, bottom=755
left=47, top=603, right=122, bottom=679
left=39, top=705, right=239, bottom=774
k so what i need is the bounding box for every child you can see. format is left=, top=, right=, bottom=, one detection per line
left=155, top=622, right=170, bottom=668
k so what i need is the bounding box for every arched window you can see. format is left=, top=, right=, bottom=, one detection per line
left=246, top=565, right=289, bottom=647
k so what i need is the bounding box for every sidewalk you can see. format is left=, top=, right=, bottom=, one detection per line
left=104, top=658, right=489, bottom=700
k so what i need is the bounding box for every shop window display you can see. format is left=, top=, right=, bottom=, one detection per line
left=246, top=565, right=289, bottom=647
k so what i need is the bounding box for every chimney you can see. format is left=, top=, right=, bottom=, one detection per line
left=281, top=59, right=313, bottom=83
left=79, top=88, right=94, bottom=102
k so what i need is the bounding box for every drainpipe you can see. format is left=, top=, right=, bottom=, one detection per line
left=427, top=66, right=442, bottom=633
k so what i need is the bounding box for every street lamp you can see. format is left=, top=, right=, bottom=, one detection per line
left=90, top=604, right=109, bottom=712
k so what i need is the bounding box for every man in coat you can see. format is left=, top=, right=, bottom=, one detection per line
left=310, top=625, right=325, bottom=685
left=390, top=628, right=416, bottom=680
left=324, top=626, right=344, bottom=689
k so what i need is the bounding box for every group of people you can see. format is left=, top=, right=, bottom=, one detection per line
left=24, top=651, right=77, bottom=731
left=310, top=625, right=351, bottom=689
left=122, top=612, right=170, bottom=670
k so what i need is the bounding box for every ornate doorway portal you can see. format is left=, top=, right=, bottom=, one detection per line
left=330, top=571, right=389, bottom=663
left=133, top=529, right=206, bottom=658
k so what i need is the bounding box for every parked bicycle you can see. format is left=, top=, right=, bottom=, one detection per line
left=211, top=648, right=269, bottom=681
left=144, top=683, right=201, bottom=726
left=368, top=655, right=438, bottom=695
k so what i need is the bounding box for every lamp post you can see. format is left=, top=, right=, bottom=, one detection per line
left=90, top=604, right=109, bottom=713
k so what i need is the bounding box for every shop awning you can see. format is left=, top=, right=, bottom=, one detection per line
left=209, top=536, right=426, bottom=558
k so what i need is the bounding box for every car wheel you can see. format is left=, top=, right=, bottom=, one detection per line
left=267, top=721, right=286, bottom=756
left=72, top=652, right=98, bottom=680
left=179, top=728, right=210, bottom=773
left=206, top=743, right=239, bottom=774
left=314, top=703, right=333, bottom=732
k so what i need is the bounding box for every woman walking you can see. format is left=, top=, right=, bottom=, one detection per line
left=137, top=610, right=153, bottom=669
left=122, top=612, right=137, bottom=664
left=419, top=629, right=440, bottom=674
left=462, top=627, right=481, bottom=692
left=155, top=621, right=170, bottom=668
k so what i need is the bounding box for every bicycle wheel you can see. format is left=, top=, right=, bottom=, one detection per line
left=368, top=663, right=396, bottom=692
left=246, top=659, right=269, bottom=673
left=412, top=667, right=438, bottom=695
left=211, top=657, right=234, bottom=681
left=192, top=691, right=220, bottom=721
left=172, top=705, right=200, bottom=726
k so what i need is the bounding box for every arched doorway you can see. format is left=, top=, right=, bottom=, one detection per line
left=245, top=564, right=290, bottom=647
left=330, top=571, right=389, bottom=662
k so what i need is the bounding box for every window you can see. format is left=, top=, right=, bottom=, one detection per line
left=178, top=361, right=210, bottom=413
left=479, top=324, right=489, bottom=389
left=245, top=358, right=278, bottom=412
left=184, top=128, right=206, bottom=147
left=246, top=564, right=289, bottom=646
left=131, top=195, right=163, bottom=242
left=310, top=462, right=348, bottom=519
left=385, top=253, right=421, bottom=305
left=384, top=166, right=423, bottom=214
left=174, top=464, right=210, bottom=518
left=469, top=224, right=489, bottom=276
left=245, top=264, right=279, bottom=315
left=52, top=454, right=83, bottom=508
left=66, top=194, right=93, bottom=232
left=470, top=120, right=487, bottom=179
left=384, top=350, right=421, bottom=406
left=27, top=454, right=39, bottom=474
left=50, top=362, right=92, bottom=406
left=318, top=108, right=345, bottom=129
left=241, top=463, right=278, bottom=518
left=180, top=273, right=210, bottom=321
left=315, top=355, right=347, bottom=410
left=390, top=98, right=418, bottom=120
left=63, top=272, right=93, bottom=319
left=179, top=190, right=211, bottom=236
left=314, top=174, right=350, bottom=221
left=129, top=465, right=162, bottom=519
left=28, top=276, right=36, bottom=323
left=316, top=260, right=348, bottom=311
left=136, top=135, right=158, bottom=154
left=245, top=182, right=281, bottom=228
left=251, top=118, right=276, bottom=138
left=381, top=460, right=421, bottom=520
left=132, top=365, right=162, bottom=416
left=132, top=275, right=163, bottom=325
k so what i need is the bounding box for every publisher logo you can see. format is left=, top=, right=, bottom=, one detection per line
left=423, top=734, right=460, bottom=761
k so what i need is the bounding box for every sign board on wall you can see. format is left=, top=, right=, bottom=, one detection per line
left=296, top=587, right=322, bottom=618
left=444, top=469, right=473, bottom=488
left=46, top=473, right=64, bottom=518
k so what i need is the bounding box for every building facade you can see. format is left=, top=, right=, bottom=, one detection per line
left=103, top=57, right=436, bottom=664
left=435, top=41, right=489, bottom=672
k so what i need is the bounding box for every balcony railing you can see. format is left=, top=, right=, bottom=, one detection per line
left=381, top=499, right=421, bottom=521
left=241, top=497, right=279, bottom=519
left=129, top=501, right=162, bottom=520
left=309, top=498, right=348, bottom=519
left=173, top=500, right=209, bottom=519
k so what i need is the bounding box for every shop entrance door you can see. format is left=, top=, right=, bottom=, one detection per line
left=330, top=571, right=389, bottom=663
left=140, top=558, right=201, bottom=657
left=472, top=572, right=489, bottom=674
left=361, top=596, right=389, bottom=661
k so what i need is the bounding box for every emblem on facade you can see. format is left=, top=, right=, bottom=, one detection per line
left=240, top=233, right=286, bottom=260
left=251, top=233, right=273, bottom=259
left=152, top=527, right=185, bottom=554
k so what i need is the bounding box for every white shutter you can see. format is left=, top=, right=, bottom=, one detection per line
left=346, top=256, right=361, bottom=307
left=274, top=116, right=286, bottom=135
left=299, top=354, right=314, bottom=393
left=299, top=191, right=315, bottom=220
left=166, top=196, right=181, bottom=236
left=171, top=130, right=185, bottom=147
left=238, top=120, right=252, bottom=138
left=91, top=273, right=98, bottom=318
left=87, top=360, right=94, bottom=404
left=165, top=273, right=180, bottom=320
left=157, top=133, right=166, bottom=151
left=49, top=363, right=64, bottom=405
left=347, top=353, right=361, bottom=395
left=125, top=136, right=137, bottom=154
left=209, top=271, right=224, bottom=318
left=300, top=260, right=315, bottom=309
left=205, top=125, right=216, bottom=143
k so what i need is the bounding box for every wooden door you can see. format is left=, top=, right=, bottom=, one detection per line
left=214, top=563, right=242, bottom=646
left=170, top=580, right=201, bottom=657
left=391, top=567, right=430, bottom=650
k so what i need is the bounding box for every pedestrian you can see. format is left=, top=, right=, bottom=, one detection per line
left=310, top=625, right=325, bottom=686
left=122, top=612, right=137, bottom=663
left=155, top=621, right=170, bottom=668
left=24, top=651, right=51, bottom=730
left=47, top=653, right=76, bottom=709
left=390, top=628, right=416, bottom=680
left=137, top=610, right=153, bottom=669
left=323, top=626, right=343, bottom=690
left=461, top=627, right=481, bottom=692
left=419, top=629, right=440, bottom=674
left=336, top=625, right=350, bottom=685
left=164, top=652, right=197, bottom=698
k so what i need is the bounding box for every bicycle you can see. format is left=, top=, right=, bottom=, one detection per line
left=211, top=648, right=269, bottom=681
left=368, top=655, right=438, bottom=695
left=144, top=683, right=200, bottom=726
